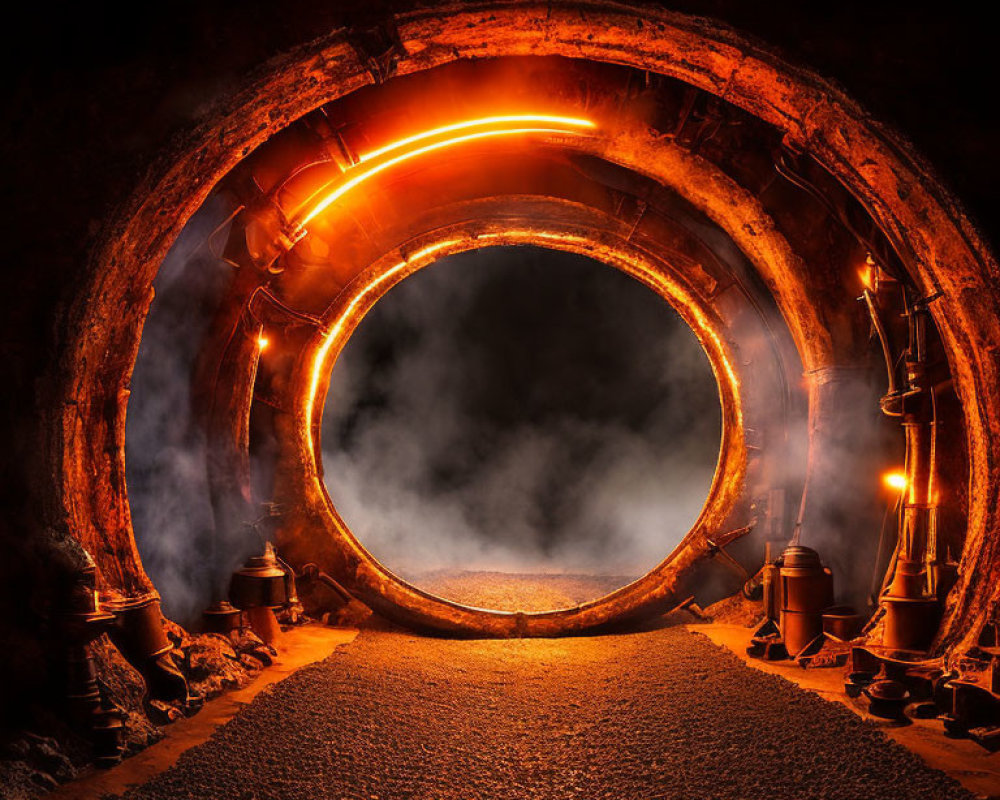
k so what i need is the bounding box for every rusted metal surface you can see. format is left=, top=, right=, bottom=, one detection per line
left=216, top=164, right=797, bottom=633
left=778, top=545, right=833, bottom=656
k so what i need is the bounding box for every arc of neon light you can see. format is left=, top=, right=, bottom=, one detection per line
left=355, top=114, right=596, bottom=164
left=296, top=122, right=595, bottom=227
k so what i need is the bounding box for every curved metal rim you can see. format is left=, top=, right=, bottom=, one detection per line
left=281, top=223, right=746, bottom=635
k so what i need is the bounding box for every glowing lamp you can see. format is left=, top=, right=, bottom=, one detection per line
left=883, top=471, right=907, bottom=492
left=860, top=255, right=878, bottom=292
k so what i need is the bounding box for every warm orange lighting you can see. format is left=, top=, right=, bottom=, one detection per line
left=258, top=334, right=269, bottom=351
left=356, top=114, right=596, bottom=164
left=883, top=471, right=907, bottom=492
left=304, top=239, right=465, bottom=458
left=860, top=255, right=877, bottom=291
left=294, top=115, right=597, bottom=227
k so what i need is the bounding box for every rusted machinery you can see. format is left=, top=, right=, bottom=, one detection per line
left=743, top=538, right=1000, bottom=743
left=229, top=543, right=289, bottom=645
left=223, top=542, right=344, bottom=644
left=748, top=543, right=856, bottom=662
left=202, top=600, right=242, bottom=634
left=861, top=259, right=952, bottom=652
left=57, top=556, right=122, bottom=767
left=59, top=553, right=198, bottom=767
left=822, top=261, right=1000, bottom=742
left=844, top=638, right=1000, bottom=743
left=106, top=593, right=191, bottom=706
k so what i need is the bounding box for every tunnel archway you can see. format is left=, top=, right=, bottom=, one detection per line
left=318, top=244, right=724, bottom=611
left=51, top=2, right=997, bottom=652
left=273, top=227, right=748, bottom=636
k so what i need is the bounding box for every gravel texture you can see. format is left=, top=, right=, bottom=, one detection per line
left=411, top=570, right=637, bottom=612
left=116, top=625, right=974, bottom=800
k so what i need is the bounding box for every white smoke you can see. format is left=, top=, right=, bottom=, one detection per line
left=321, top=247, right=722, bottom=585
left=125, top=194, right=245, bottom=625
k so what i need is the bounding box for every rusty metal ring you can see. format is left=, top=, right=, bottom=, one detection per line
left=274, top=222, right=746, bottom=636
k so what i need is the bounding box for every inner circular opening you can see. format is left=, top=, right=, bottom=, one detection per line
left=320, top=245, right=722, bottom=611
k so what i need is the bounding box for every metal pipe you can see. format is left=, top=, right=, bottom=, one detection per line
left=861, top=287, right=899, bottom=399
left=297, top=563, right=354, bottom=605
left=881, top=296, right=942, bottom=651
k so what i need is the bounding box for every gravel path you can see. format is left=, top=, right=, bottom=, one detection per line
left=410, top=570, right=637, bottom=612
left=117, top=625, right=974, bottom=800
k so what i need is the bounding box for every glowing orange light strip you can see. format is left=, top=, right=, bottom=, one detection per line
left=298, top=127, right=586, bottom=226
left=295, top=115, right=596, bottom=227
left=355, top=114, right=596, bottom=164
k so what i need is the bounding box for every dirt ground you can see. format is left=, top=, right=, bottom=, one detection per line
left=114, top=623, right=975, bottom=800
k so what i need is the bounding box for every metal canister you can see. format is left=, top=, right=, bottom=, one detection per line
left=762, top=561, right=782, bottom=621
left=883, top=595, right=941, bottom=651
left=883, top=557, right=941, bottom=651
left=821, top=605, right=863, bottom=641
left=779, top=545, right=833, bottom=656
left=202, top=600, right=242, bottom=634
left=229, top=543, right=287, bottom=610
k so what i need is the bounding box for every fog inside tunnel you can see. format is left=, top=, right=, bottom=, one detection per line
left=320, top=246, right=722, bottom=604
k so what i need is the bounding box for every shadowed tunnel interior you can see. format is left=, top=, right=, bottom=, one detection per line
left=4, top=3, right=1000, bottom=798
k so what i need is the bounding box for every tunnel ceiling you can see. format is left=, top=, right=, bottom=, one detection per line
left=13, top=2, right=999, bottom=652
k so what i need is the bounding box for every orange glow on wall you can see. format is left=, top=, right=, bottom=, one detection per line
left=859, top=254, right=877, bottom=291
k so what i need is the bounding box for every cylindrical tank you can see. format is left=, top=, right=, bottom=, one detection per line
left=762, top=562, right=782, bottom=620
left=822, top=605, right=864, bottom=640
left=779, top=545, right=833, bottom=656
left=229, top=544, right=287, bottom=610
left=883, top=596, right=941, bottom=651
left=202, top=599, right=242, bottom=634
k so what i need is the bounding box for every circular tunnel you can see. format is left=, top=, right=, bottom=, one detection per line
left=50, top=3, right=996, bottom=652
left=317, top=245, right=724, bottom=609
